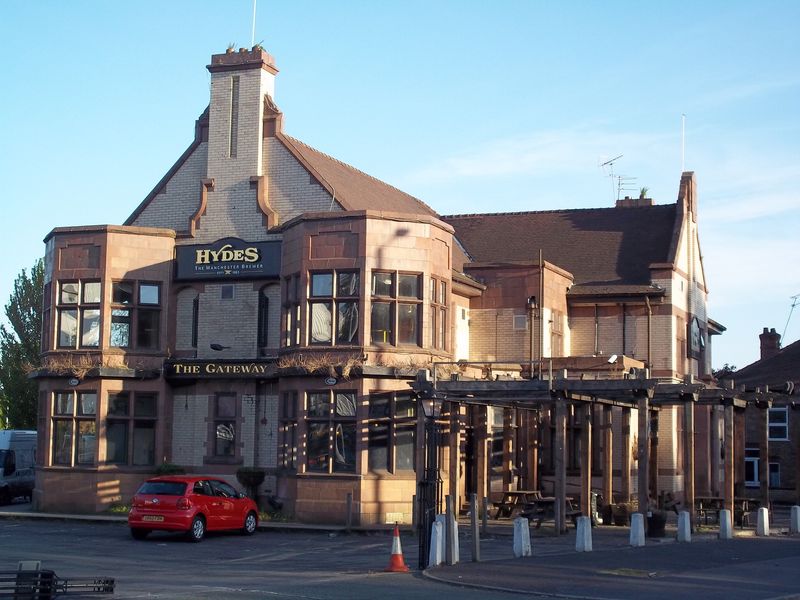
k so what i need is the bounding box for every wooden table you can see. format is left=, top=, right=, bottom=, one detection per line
left=520, top=496, right=580, bottom=528
left=494, top=490, right=542, bottom=519
left=694, top=497, right=761, bottom=526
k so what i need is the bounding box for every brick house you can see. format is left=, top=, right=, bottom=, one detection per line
left=728, top=328, right=800, bottom=504
left=32, top=46, right=725, bottom=521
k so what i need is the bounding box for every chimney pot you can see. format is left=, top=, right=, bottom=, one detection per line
left=759, top=327, right=782, bottom=360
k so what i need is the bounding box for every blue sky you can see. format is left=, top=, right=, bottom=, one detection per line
left=1, top=1, right=798, bottom=371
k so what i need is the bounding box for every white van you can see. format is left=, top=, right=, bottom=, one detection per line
left=0, top=430, right=36, bottom=505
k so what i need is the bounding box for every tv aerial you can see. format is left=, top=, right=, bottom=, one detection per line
left=599, top=154, right=623, bottom=202
left=782, top=294, right=800, bottom=340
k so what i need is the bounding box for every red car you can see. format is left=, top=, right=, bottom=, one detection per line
left=128, top=475, right=259, bottom=542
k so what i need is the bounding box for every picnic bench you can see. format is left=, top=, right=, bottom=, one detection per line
left=494, top=490, right=543, bottom=519
left=520, top=495, right=581, bottom=528
left=694, top=496, right=761, bottom=527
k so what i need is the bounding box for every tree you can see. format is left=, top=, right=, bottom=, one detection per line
left=0, top=259, right=44, bottom=429
left=712, top=363, right=737, bottom=380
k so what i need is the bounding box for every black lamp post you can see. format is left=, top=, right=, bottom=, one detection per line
left=417, top=389, right=443, bottom=570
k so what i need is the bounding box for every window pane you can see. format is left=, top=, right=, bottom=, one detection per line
left=439, top=308, right=447, bottom=349
left=80, top=309, right=100, bottom=347
left=58, top=309, right=78, bottom=347
left=398, top=303, right=418, bottom=345
left=430, top=278, right=436, bottom=303
left=310, top=302, right=332, bottom=343
left=110, top=309, right=130, bottom=347
left=78, top=392, right=97, bottom=416
left=769, top=463, right=780, bottom=487
left=106, top=421, right=128, bottom=463
left=135, top=393, right=157, bottom=417
left=257, top=291, right=269, bottom=348
left=440, top=281, right=447, bottom=305
left=54, top=392, right=73, bottom=415
left=396, top=394, right=416, bottom=418
left=216, top=395, right=236, bottom=418
left=369, top=395, right=389, bottom=419
left=311, top=273, right=333, bottom=297
left=337, top=272, right=359, bottom=297
left=60, top=282, right=79, bottom=304
left=137, top=308, right=160, bottom=349
left=307, top=393, right=330, bottom=417
left=371, top=272, right=393, bottom=297
left=108, top=393, right=130, bottom=416
left=335, top=393, right=356, bottom=417
left=306, top=423, right=329, bottom=472
left=769, top=409, right=788, bottom=424
left=133, top=421, right=156, bottom=465
left=112, top=282, right=134, bottom=304
left=221, top=284, right=234, bottom=300
left=82, top=282, right=101, bottom=304
left=370, top=302, right=392, bottom=344
left=396, top=423, right=416, bottom=471
left=398, top=274, right=419, bottom=298
left=336, top=302, right=359, bottom=344
left=52, top=420, right=73, bottom=465
left=215, top=422, right=236, bottom=456
left=333, top=422, right=356, bottom=473
left=368, top=423, right=388, bottom=470
left=76, top=421, right=96, bottom=465
left=139, top=283, right=160, bottom=305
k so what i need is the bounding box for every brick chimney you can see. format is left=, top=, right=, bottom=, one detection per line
left=615, top=196, right=654, bottom=208
left=759, top=327, right=781, bottom=360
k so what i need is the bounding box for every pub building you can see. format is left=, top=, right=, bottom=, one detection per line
left=32, top=46, right=726, bottom=523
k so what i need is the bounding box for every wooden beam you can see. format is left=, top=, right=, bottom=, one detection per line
left=503, top=408, right=514, bottom=491
left=759, top=407, right=770, bottom=508
left=682, top=395, right=696, bottom=527
left=554, top=393, right=568, bottom=535
left=581, top=403, right=593, bottom=517
left=449, top=404, right=461, bottom=511
left=621, top=407, right=632, bottom=504
left=637, top=393, right=650, bottom=534
left=602, top=405, right=613, bottom=509
left=723, top=404, right=735, bottom=515
left=476, top=405, right=489, bottom=503
left=711, top=407, right=721, bottom=497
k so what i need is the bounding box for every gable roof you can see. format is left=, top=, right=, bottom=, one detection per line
left=730, top=339, right=800, bottom=390
left=280, top=135, right=439, bottom=218
left=441, top=204, right=677, bottom=287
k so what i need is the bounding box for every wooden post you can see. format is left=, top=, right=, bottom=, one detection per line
left=476, top=405, right=489, bottom=504
left=503, top=408, right=514, bottom=491
left=621, top=407, right=631, bottom=503
left=449, top=404, right=461, bottom=511
left=735, top=406, right=746, bottom=497
left=637, top=393, right=650, bottom=533
left=445, top=494, right=455, bottom=566
left=602, top=405, right=613, bottom=508
left=711, top=406, right=721, bottom=497
left=759, top=406, right=770, bottom=509
left=481, top=496, right=489, bottom=536
left=554, top=395, right=568, bottom=535
left=648, top=408, right=659, bottom=505
left=682, top=397, right=696, bottom=527
left=580, top=403, right=593, bottom=517
left=470, top=493, right=480, bottom=562
left=723, top=403, right=735, bottom=515
left=345, top=492, right=353, bottom=532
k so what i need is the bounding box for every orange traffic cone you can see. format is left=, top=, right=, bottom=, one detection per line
left=384, top=524, right=410, bottom=572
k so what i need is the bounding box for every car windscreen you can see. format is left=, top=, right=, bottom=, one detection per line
left=137, top=481, right=187, bottom=496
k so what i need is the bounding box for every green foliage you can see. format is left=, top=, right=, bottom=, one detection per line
left=713, top=363, right=737, bottom=379
left=0, top=259, right=44, bottom=429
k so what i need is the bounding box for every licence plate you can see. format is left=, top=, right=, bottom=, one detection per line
left=142, top=515, right=164, bottom=522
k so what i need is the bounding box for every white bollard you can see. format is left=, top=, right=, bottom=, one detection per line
left=791, top=506, right=800, bottom=534
left=513, top=517, right=532, bottom=557
left=677, top=511, right=691, bottom=542
left=629, top=513, right=645, bottom=547
left=756, top=507, right=770, bottom=536
left=719, top=509, right=733, bottom=540
left=575, top=516, right=592, bottom=552
left=429, top=520, right=444, bottom=566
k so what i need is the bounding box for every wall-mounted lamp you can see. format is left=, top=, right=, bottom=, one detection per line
left=210, top=343, right=231, bottom=351
left=527, top=295, right=538, bottom=310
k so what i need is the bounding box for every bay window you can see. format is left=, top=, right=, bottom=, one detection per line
left=56, top=280, right=101, bottom=348
left=305, top=391, right=356, bottom=473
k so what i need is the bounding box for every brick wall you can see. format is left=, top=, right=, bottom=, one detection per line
left=172, top=392, right=209, bottom=466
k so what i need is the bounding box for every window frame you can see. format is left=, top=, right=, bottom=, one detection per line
left=429, top=276, right=448, bottom=351
left=51, top=390, right=98, bottom=467
left=308, top=270, right=360, bottom=347
left=105, top=391, right=158, bottom=467
left=366, top=391, right=417, bottom=473
left=370, top=270, right=423, bottom=347
left=110, top=280, right=162, bottom=350
left=768, top=407, right=789, bottom=441
left=56, top=280, right=101, bottom=349
left=304, top=390, right=357, bottom=474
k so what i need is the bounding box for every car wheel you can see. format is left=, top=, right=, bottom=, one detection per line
left=0, top=488, right=10, bottom=506
left=130, top=528, right=149, bottom=540
left=187, top=515, right=205, bottom=542
left=242, top=511, right=257, bottom=535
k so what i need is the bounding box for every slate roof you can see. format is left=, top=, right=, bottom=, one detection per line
left=730, top=339, right=800, bottom=390
left=441, top=204, right=678, bottom=287
left=281, top=135, right=439, bottom=218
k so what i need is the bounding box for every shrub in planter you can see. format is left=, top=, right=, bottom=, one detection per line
left=236, top=467, right=266, bottom=499
left=155, top=461, right=185, bottom=476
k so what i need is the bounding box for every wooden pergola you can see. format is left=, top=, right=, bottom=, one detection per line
left=410, top=367, right=788, bottom=535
